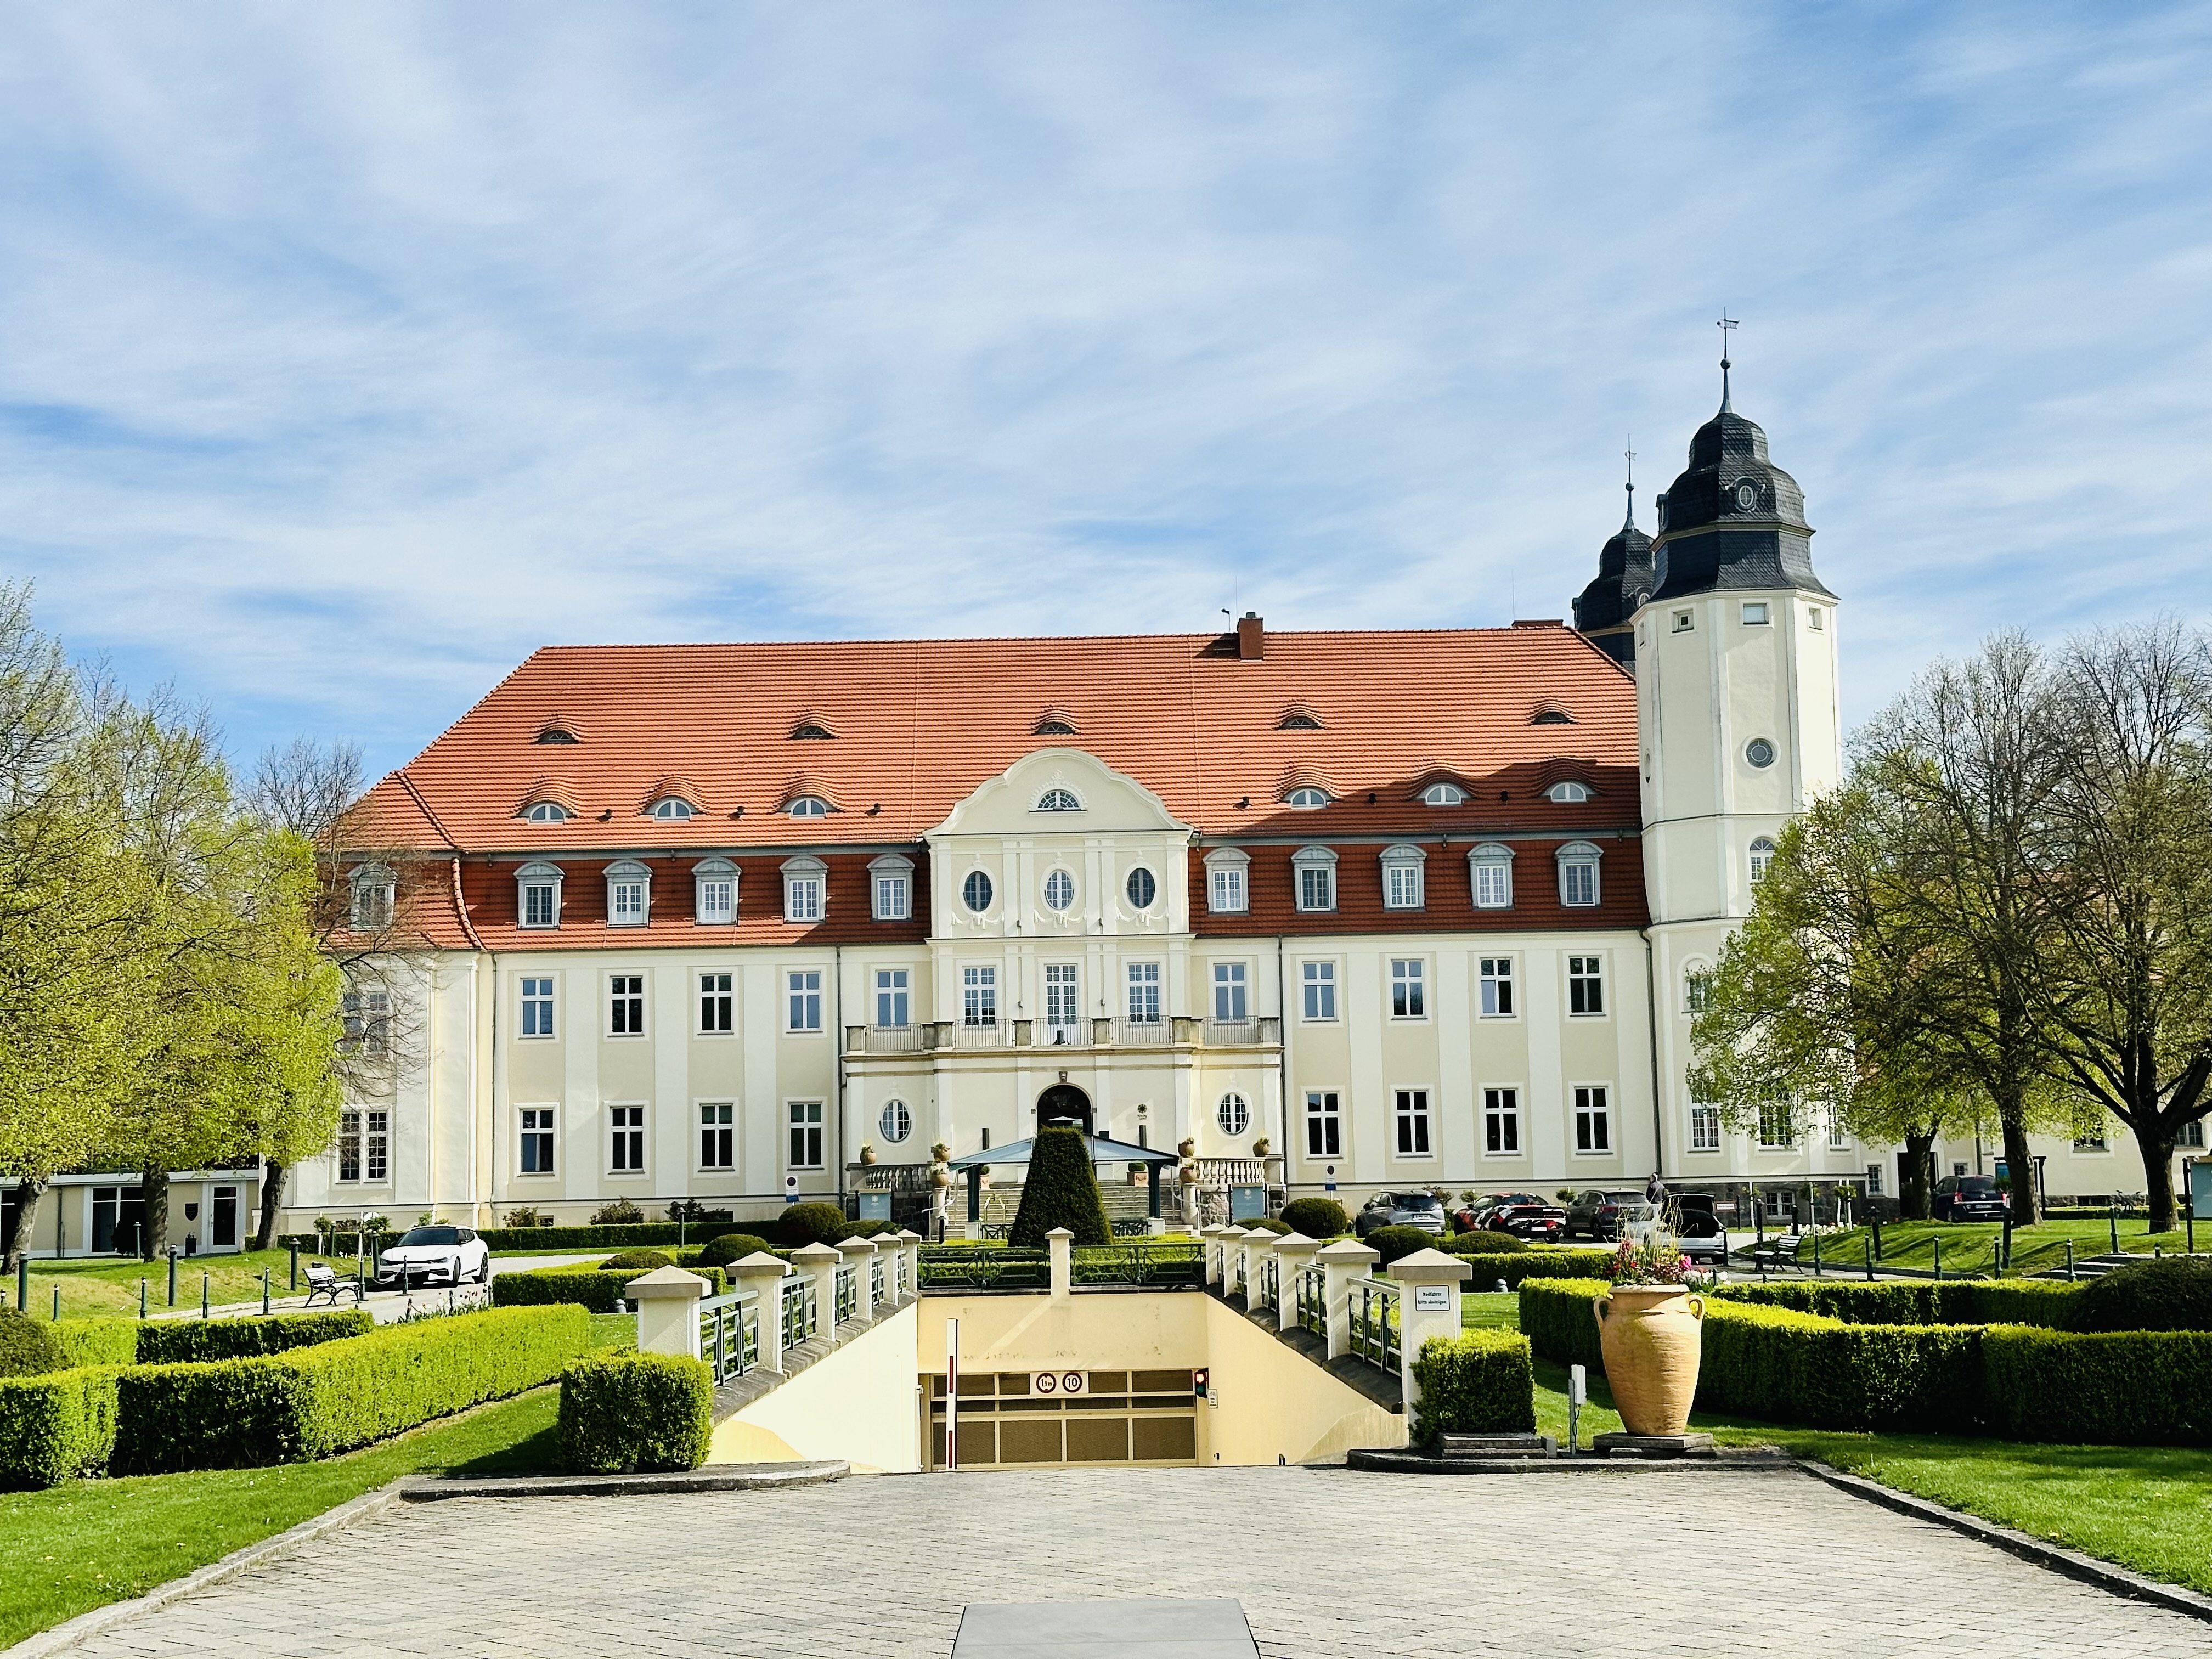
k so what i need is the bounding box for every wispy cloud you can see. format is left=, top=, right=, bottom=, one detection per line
left=0, top=2, right=2206, bottom=770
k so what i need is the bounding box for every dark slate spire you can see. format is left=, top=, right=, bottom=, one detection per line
left=1572, top=439, right=1655, bottom=668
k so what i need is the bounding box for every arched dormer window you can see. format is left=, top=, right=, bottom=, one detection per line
left=649, top=796, right=697, bottom=821
left=516, top=861, right=563, bottom=929
left=532, top=724, right=581, bottom=745
left=604, top=859, right=651, bottom=927
left=1421, top=781, right=1466, bottom=806
left=868, top=854, right=913, bottom=921
left=1285, top=786, right=1329, bottom=809
left=1035, top=787, right=1081, bottom=812
left=693, top=857, right=738, bottom=926
left=1748, top=837, right=1776, bottom=884
left=786, top=795, right=830, bottom=819
left=1276, top=706, right=1323, bottom=731
left=1468, top=843, right=1514, bottom=910
left=1033, top=708, right=1078, bottom=736
left=524, top=800, right=572, bottom=823
left=1531, top=709, right=1575, bottom=726
left=782, top=856, right=827, bottom=923
left=1556, top=841, right=1602, bottom=908
left=1545, top=780, right=1593, bottom=804
left=1291, top=845, right=1338, bottom=913
left=1379, top=844, right=1426, bottom=911
left=1203, top=846, right=1250, bottom=914
left=349, top=864, right=396, bottom=930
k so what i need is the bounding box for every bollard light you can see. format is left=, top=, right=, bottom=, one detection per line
left=201, top=1272, right=210, bottom=1319
left=140, top=1279, right=148, bottom=1318
left=167, top=1249, right=177, bottom=1307
left=262, top=1268, right=271, bottom=1317
left=289, top=1242, right=299, bottom=1291
left=52, top=1285, right=60, bottom=1321
left=15, top=1255, right=25, bottom=1312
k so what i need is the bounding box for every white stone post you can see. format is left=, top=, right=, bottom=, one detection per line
left=895, top=1229, right=922, bottom=1300
left=1200, top=1224, right=1232, bottom=1285
left=791, top=1241, right=840, bottom=1335
left=1389, top=1248, right=1475, bottom=1419
left=1272, top=1233, right=1321, bottom=1334
left=729, top=1254, right=789, bottom=1375
left=838, top=1235, right=879, bottom=1322
left=1316, top=1238, right=1381, bottom=1362
left=1047, top=1226, right=1074, bottom=1301
left=627, top=1265, right=710, bottom=1361
left=1240, top=1229, right=1277, bottom=1302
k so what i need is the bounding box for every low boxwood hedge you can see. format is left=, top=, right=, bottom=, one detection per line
left=1517, top=1277, right=1611, bottom=1370
left=0, top=1365, right=121, bottom=1489
left=1279, top=1198, right=1348, bottom=1239
left=1695, top=1301, right=1985, bottom=1431
left=1363, top=1226, right=1445, bottom=1265
left=490, top=1264, right=729, bottom=1312
left=1983, top=1327, right=2212, bottom=1442
left=777, top=1202, right=850, bottom=1249
left=136, top=1308, right=375, bottom=1364
left=52, top=1320, right=140, bottom=1369
left=557, top=1350, right=712, bottom=1474
left=698, top=1232, right=777, bottom=1268
left=1440, top=1231, right=1528, bottom=1255
left=1409, top=1330, right=1537, bottom=1443
left=112, top=1304, right=592, bottom=1472
left=2072, top=1257, right=2212, bottom=1333
left=599, top=1250, right=675, bottom=1272
left=1712, top=1279, right=2079, bottom=1330
left=1452, top=1249, right=1616, bottom=1289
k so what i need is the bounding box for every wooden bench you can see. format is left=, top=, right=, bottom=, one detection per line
left=303, top=1262, right=363, bottom=1306
left=1750, top=1234, right=1805, bottom=1273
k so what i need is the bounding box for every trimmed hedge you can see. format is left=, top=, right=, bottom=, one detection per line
left=1008, top=1127, right=1112, bottom=1248
left=1241, top=1217, right=1293, bottom=1236
left=1518, top=1278, right=1611, bottom=1371
left=698, top=1233, right=776, bottom=1268
left=112, top=1305, right=592, bottom=1472
left=1280, top=1198, right=1348, bottom=1240
left=1441, top=1231, right=1528, bottom=1255
left=136, top=1309, right=375, bottom=1364
left=776, top=1203, right=849, bottom=1249
left=1983, top=1328, right=2212, bottom=1443
left=558, top=1351, right=712, bottom=1474
left=1711, top=1279, right=2079, bottom=1330
left=0, top=1367, right=121, bottom=1488
left=1695, top=1301, right=1984, bottom=1431
left=599, top=1250, right=674, bottom=1271
left=53, top=1320, right=140, bottom=1369
left=491, top=1265, right=727, bottom=1312
left=0, top=1310, right=66, bottom=1376
left=2073, top=1257, right=2212, bottom=1333
left=1364, top=1226, right=1446, bottom=1265
left=1410, top=1330, right=1538, bottom=1443
left=1453, top=1249, right=1617, bottom=1289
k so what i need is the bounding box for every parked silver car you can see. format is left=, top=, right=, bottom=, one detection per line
left=1353, top=1190, right=1448, bottom=1238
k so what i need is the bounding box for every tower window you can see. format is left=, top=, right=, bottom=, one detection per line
left=1749, top=837, right=1776, bottom=883
left=1672, top=611, right=1694, bottom=634
left=1745, top=738, right=1778, bottom=770
left=1741, top=602, right=1770, bottom=626
left=1808, top=607, right=1826, bottom=632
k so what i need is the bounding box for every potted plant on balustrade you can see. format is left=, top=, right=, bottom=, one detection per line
left=1593, top=1226, right=1708, bottom=1437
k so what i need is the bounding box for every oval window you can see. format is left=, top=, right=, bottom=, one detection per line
left=1734, top=481, right=1759, bottom=511
left=962, top=870, right=994, bottom=913
left=1217, top=1093, right=1250, bottom=1136
left=1043, top=870, right=1075, bottom=911
left=1125, top=867, right=1157, bottom=909
left=1745, top=738, right=1777, bottom=770
left=879, top=1100, right=911, bottom=1143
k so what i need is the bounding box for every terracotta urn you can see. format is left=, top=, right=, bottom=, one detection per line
left=859, top=1144, right=877, bottom=1166
left=1594, top=1284, right=1706, bottom=1435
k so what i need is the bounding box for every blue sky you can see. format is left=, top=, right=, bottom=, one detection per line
left=1, top=3, right=2207, bottom=777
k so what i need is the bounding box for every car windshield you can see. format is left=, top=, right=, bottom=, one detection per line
left=397, top=1226, right=463, bottom=1246
left=1393, top=1193, right=1440, bottom=1209
left=1958, top=1178, right=1998, bottom=1194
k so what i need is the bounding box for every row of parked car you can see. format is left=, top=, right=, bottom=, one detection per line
left=1349, top=1187, right=1730, bottom=1266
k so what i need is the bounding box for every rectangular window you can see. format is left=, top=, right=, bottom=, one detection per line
left=1043, top=963, right=1078, bottom=1027
left=788, top=1101, right=824, bottom=1169
left=1689, top=1105, right=1722, bottom=1152
left=876, top=968, right=910, bottom=1028
left=1300, top=961, right=1337, bottom=1022
left=1685, top=972, right=1712, bottom=1013
left=1394, top=1089, right=1431, bottom=1158
left=1209, top=865, right=1246, bottom=913
left=1297, top=864, right=1334, bottom=912
left=341, top=989, right=391, bottom=1057
left=1126, top=962, right=1161, bottom=1023
left=337, top=1109, right=361, bottom=1182
left=785, top=876, right=823, bottom=923
left=1672, top=610, right=1694, bottom=633
left=610, top=1105, right=645, bottom=1173
left=1827, top=1111, right=1849, bottom=1151
left=699, top=1102, right=735, bottom=1170
left=1305, top=1090, right=1341, bottom=1158
left=521, top=977, right=555, bottom=1039
left=2182, top=1119, right=2207, bottom=1150
left=699, top=972, right=732, bottom=1035
left=1741, top=601, right=1770, bottom=625
left=364, top=1111, right=388, bottom=1182
left=1560, top=859, right=1598, bottom=907
left=696, top=878, right=735, bottom=925
left=963, top=965, right=997, bottom=1026
left=1211, top=962, right=1248, bottom=1022
left=1480, top=957, right=1515, bottom=1018
left=1568, top=955, right=1605, bottom=1016
left=610, top=974, right=645, bottom=1036
left=520, top=1107, right=556, bottom=1175
left=1758, top=1099, right=1796, bottom=1149
left=1865, top=1162, right=1883, bottom=1195
left=787, top=970, right=822, bottom=1033
left=522, top=882, right=558, bottom=928
left=2073, top=1122, right=2108, bottom=1152
left=1574, top=1086, right=1611, bottom=1154
left=351, top=878, right=393, bottom=931
left=1483, top=1088, right=1520, bottom=1155
left=1808, top=606, right=1826, bottom=631
left=1390, top=958, right=1425, bottom=1019
left=1384, top=862, right=1423, bottom=910
left=610, top=879, right=647, bottom=925
left=874, top=872, right=910, bottom=921
left=1473, top=860, right=1511, bottom=909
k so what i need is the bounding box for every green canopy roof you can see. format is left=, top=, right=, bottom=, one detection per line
left=945, top=1131, right=1176, bottom=1171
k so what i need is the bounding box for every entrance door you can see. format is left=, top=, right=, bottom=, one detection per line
left=212, top=1185, right=239, bottom=1250
left=1036, top=1084, right=1093, bottom=1136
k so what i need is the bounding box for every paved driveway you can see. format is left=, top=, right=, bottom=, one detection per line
left=62, top=1466, right=2208, bottom=1658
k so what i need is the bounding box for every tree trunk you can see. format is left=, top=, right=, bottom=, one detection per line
left=252, top=1161, right=286, bottom=1252
left=140, top=1166, right=170, bottom=1260
left=1899, top=1133, right=1936, bottom=1220
left=2140, top=1133, right=2179, bottom=1235
left=1997, top=1098, right=2041, bottom=1224
left=2, top=1178, right=46, bottom=1275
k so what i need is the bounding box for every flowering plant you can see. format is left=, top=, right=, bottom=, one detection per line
left=1607, top=1227, right=1696, bottom=1286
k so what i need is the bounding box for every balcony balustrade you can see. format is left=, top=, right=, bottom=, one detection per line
left=843, top=1014, right=1279, bottom=1057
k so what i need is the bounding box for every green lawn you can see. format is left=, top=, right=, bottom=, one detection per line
left=0, top=1312, right=634, bottom=1647
left=13, top=1248, right=375, bottom=1319
left=1747, top=1216, right=2193, bottom=1278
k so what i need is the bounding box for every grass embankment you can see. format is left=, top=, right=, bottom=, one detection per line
left=11, top=1248, right=380, bottom=1319
left=1750, top=1217, right=2191, bottom=1278
left=0, top=1312, right=634, bottom=1647
left=1469, top=1293, right=2212, bottom=1595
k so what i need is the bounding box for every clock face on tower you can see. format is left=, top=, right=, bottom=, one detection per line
left=1733, top=481, right=1759, bottom=512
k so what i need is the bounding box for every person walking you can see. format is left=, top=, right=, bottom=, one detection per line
left=1645, top=1171, right=1667, bottom=1207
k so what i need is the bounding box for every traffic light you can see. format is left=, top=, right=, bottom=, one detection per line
left=1192, top=1367, right=1209, bottom=1399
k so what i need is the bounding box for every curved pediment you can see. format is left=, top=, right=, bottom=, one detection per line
left=928, top=747, right=1191, bottom=838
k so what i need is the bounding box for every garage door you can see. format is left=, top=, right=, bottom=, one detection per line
left=926, top=1370, right=1199, bottom=1468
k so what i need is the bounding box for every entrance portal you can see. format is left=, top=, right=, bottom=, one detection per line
left=1036, top=1084, right=1093, bottom=1136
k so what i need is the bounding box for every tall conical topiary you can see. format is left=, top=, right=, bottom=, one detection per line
left=1008, top=1126, right=1113, bottom=1247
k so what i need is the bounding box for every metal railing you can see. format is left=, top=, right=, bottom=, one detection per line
left=870, top=1253, right=886, bottom=1306
left=1254, top=1254, right=1279, bottom=1312
left=782, top=1274, right=817, bottom=1348
left=856, top=1023, right=929, bottom=1054
left=1349, top=1279, right=1401, bottom=1371
left=952, top=1020, right=1009, bottom=1049
left=1203, top=1018, right=1265, bottom=1047
left=1070, top=1242, right=1205, bottom=1287
left=1295, top=1265, right=1327, bottom=1337
left=699, top=1290, right=760, bottom=1384
left=1112, top=1017, right=1169, bottom=1047
left=919, top=1248, right=1052, bottom=1290
left=833, top=1263, right=859, bottom=1325
left=1037, top=1022, right=1091, bottom=1048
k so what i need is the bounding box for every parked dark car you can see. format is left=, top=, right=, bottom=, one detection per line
left=1481, top=1194, right=1567, bottom=1241
left=1669, top=1194, right=1729, bottom=1267
left=1565, top=1189, right=1645, bottom=1240
left=1933, top=1175, right=2009, bottom=1223
left=1353, top=1190, right=1447, bottom=1238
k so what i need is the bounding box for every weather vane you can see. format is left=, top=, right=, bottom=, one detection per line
left=1717, top=311, right=1738, bottom=410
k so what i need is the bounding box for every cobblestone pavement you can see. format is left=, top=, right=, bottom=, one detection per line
left=61, top=1466, right=2210, bottom=1658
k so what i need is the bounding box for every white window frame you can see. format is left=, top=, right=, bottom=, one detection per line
left=341, top=985, right=391, bottom=1058
left=1748, top=837, right=1776, bottom=884
left=1685, top=966, right=1713, bottom=1014
left=1035, top=787, right=1081, bottom=811
left=1421, top=782, right=1466, bottom=806
left=1672, top=609, right=1694, bottom=633
left=336, top=1108, right=363, bottom=1183
left=698, top=971, right=733, bottom=1036
left=1389, top=957, right=1426, bottom=1020
left=868, top=854, right=913, bottom=922
left=1124, top=866, right=1158, bottom=911
left=520, top=975, right=556, bottom=1040
left=607, top=1103, right=647, bottom=1175
left=1204, top=848, right=1249, bottom=915
left=1758, top=1098, right=1797, bottom=1150
left=1557, top=842, right=1602, bottom=908
left=786, top=968, right=824, bottom=1034
left=1567, top=954, right=1606, bottom=1018
left=605, top=859, right=651, bottom=928
left=693, top=857, right=738, bottom=926
left=349, top=864, right=395, bottom=930
left=874, top=967, right=911, bottom=1029
left=1217, top=1092, right=1250, bottom=1137
left=962, top=964, right=997, bottom=1026
left=1545, top=781, right=1592, bottom=804
left=1043, top=962, right=1079, bottom=1030
left=1300, top=959, right=1338, bottom=1022
left=1393, top=1088, right=1432, bottom=1159
left=608, top=973, right=645, bottom=1037
left=1304, top=1090, right=1341, bottom=1158
left=1292, top=846, right=1337, bottom=913
left=517, top=1105, right=557, bottom=1177
left=1807, top=605, right=1826, bottom=632
left=781, top=856, right=826, bottom=923
left=1285, top=786, right=1329, bottom=809
left=1741, top=601, right=1770, bottom=626
left=1126, top=961, right=1162, bottom=1024
left=650, top=796, right=697, bottom=820
left=1469, top=844, right=1514, bottom=910
left=698, top=1101, right=735, bottom=1171
left=1211, top=961, right=1248, bottom=1022
left=1827, top=1109, right=1850, bottom=1151
left=523, top=800, right=571, bottom=823
left=961, top=870, right=994, bottom=914
left=516, top=861, right=563, bottom=930
left=1043, top=868, right=1077, bottom=912
left=1479, top=956, right=1516, bottom=1019
left=786, top=796, right=830, bottom=819
left=1689, top=1103, right=1723, bottom=1153
left=1380, top=844, right=1425, bottom=911
left=787, top=1099, right=825, bottom=1170
left=1573, top=1085, right=1612, bottom=1155
left=879, top=1099, right=912, bottom=1144
left=1482, top=1087, right=1521, bottom=1156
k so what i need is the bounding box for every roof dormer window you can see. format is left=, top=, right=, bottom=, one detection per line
left=524, top=800, right=571, bottom=823
left=516, top=861, right=564, bottom=929
left=787, top=796, right=830, bottom=818
left=1276, top=708, right=1323, bottom=731
left=1285, top=787, right=1329, bottom=809
left=650, top=797, right=697, bottom=820
left=1468, top=843, right=1514, bottom=909
left=790, top=723, right=833, bottom=741
left=1420, top=782, right=1465, bottom=806
left=532, top=726, right=580, bottom=744
left=1035, top=788, right=1081, bottom=811
left=1544, top=781, right=1592, bottom=804
left=349, top=864, right=396, bottom=931
left=693, top=857, right=738, bottom=925
left=1291, top=845, right=1338, bottom=912
left=1379, top=844, right=1426, bottom=911
left=604, top=860, right=651, bottom=927
left=1556, top=841, right=1602, bottom=908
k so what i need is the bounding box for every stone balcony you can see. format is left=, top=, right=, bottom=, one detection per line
left=845, top=1015, right=1281, bottom=1057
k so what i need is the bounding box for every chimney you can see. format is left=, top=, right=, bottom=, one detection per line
left=1236, top=612, right=1264, bottom=661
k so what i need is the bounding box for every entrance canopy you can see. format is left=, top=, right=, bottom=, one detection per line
left=946, top=1132, right=1176, bottom=1171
